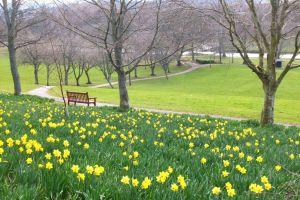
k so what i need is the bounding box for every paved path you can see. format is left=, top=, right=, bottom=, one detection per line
left=27, top=61, right=207, bottom=105
left=90, top=62, right=207, bottom=88
left=27, top=86, right=116, bottom=107
left=27, top=61, right=206, bottom=106
left=27, top=86, right=59, bottom=100
left=27, top=86, right=250, bottom=121
left=26, top=62, right=299, bottom=127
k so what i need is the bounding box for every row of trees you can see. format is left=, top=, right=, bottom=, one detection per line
left=1, top=0, right=210, bottom=92
left=1, top=0, right=300, bottom=125
left=19, top=30, right=188, bottom=88
left=19, top=33, right=111, bottom=87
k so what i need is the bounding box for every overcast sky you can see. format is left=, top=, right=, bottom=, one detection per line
left=40, top=0, right=77, bottom=3
left=25, top=0, right=78, bottom=6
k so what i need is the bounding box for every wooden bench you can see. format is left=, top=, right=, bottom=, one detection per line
left=66, top=91, right=96, bottom=106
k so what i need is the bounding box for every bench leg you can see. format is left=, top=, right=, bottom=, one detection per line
left=88, top=102, right=90, bottom=107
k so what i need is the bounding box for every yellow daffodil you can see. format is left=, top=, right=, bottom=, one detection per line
left=222, top=170, right=229, bottom=177
left=171, top=183, right=179, bottom=192
left=71, top=165, right=80, bottom=173
left=141, top=177, right=151, bottom=189
left=275, top=165, right=282, bottom=171
left=212, top=187, right=221, bottom=195
left=26, top=158, right=33, bottom=164
left=249, top=183, right=264, bottom=194
left=45, top=162, right=53, bottom=170
left=201, top=157, right=207, bottom=164
left=121, top=176, right=130, bottom=185
left=132, top=178, right=139, bottom=187
left=77, top=173, right=85, bottom=182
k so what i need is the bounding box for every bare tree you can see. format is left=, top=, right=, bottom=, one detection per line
left=71, top=53, right=85, bottom=86
left=164, top=1, right=210, bottom=65
left=38, top=44, right=55, bottom=86
left=218, top=26, right=226, bottom=62
left=104, top=1, right=163, bottom=110
left=50, top=40, right=69, bottom=117
left=158, top=50, right=173, bottom=79
left=81, top=48, right=96, bottom=85
left=57, top=32, right=76, bottom=86
left=154, top=44, right=175, bottom=79
left=44, top=60, right=54, bottom=86
left=176, top=0, right=300, bottom=125
left=216, top=0, right=300, bottom=125
left=84, top=63, right=94, bottom=85
left=19, top=43, right=42, bottom=84
left=145, top=52, right=158, bottom=76
left=96, top=53, right=115, bottom=88
left=47, top=0, right=172, bottom=110
left=0, top=0, right=45, bottom=95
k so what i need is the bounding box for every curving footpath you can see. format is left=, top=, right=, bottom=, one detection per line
left=27, top=61, right=205, bottom=99
left=26, top=62, right=299, bottom=127
left=90, top=62, right=206, bottom=88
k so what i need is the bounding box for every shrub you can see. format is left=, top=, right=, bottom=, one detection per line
left=195, top=59, right=216, bottom=64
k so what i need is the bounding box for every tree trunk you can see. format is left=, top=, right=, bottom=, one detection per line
left=276, top=40, right=283, bottom=59
left=46, top=65, right=50, bottom=86
left=34, top=64, right=39, bottom=85
left=134, top=67, right=138, bottom=78
left=162, top=63, right=169, bottom=80
left=76, top=78, right=80, bottom=86
left=106, top=77, right=114, bottom=89
left=128, top=72, right=132, bottom=86
left=177, top=59, right=182, bottom=66
left=102, top=69, right=114, bottom=88
left=8, top=44, right=21, bottom=95
left=150, top=64, right=156, bottom=76
left=176, top=47, right=184, bottom=66
left=260, top=84, right=277, bottom=126
left=64, top=70, right=69, bottom=85
left=191, top=43, right=195, bottom=61
left=219, top=29, right=225, bottom=60
left=64, top=61, right=71, bottom=85
left=118, top=71, right=129, bottom=110
left=243, top=53, right=247, bottom=64
left=85, top=70, right=92, bottom=84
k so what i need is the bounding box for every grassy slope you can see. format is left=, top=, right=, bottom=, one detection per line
left=1, top=48, right=300, bottom=123
left=0, top=49, right=39, bottom=92
left=0, top=48, right=188, bottom=92
left=50, top=58, right=300, bottom=124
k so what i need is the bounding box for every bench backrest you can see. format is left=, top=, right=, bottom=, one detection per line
left=67, top=91, right=89, bottom=102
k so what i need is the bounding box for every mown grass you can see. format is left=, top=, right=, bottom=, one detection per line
left=2, top=48, right=300, bottom=123
left=0, top=48, right=188, bottom=92
left=50, top=59, right=300, bottom=124
left=0, top=94, right=299, bottom=199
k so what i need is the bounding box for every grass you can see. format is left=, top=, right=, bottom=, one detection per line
left=50, top=58, right=300, bottom=124
left=0, top=48, right=188, bottom=92
left=0, top=94, right=299, bottom=199
left=1, top=48, right=300, bottom=123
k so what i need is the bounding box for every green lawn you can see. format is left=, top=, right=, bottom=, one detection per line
left=0, top=94, right=299, bottom=199
left=50, top=61, right=300, bottom=124
left=0, top=48, right=188, bottom=92
left=1, top=48, right=300, bottom=124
